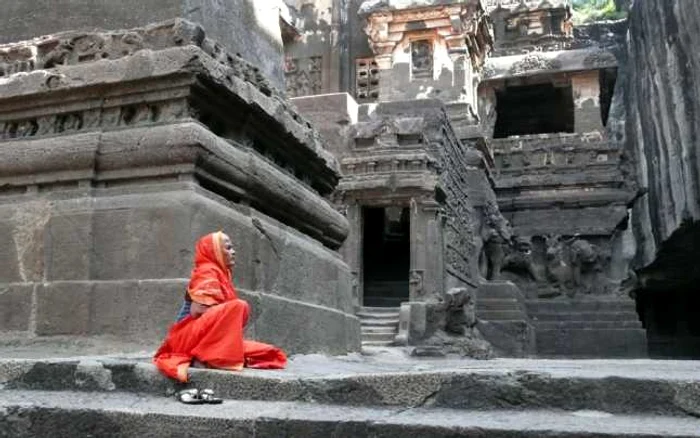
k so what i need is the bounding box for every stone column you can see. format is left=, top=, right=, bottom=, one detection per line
left=342, top=202, right=363, bottom=309
left=572, top=70, right=604, bottom=133
left=409, top=197, right=444, bottom=302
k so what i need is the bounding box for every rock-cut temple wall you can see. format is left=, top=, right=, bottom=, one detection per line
left=0, top=20, right=360, bottom=354
left=626, top=1, right=700, bottom=273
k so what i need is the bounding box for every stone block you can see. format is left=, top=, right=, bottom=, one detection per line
left=244, top=290, right=361, bottom=355
left=536, top=328, right=647, bottom=358
left=0, top=283, right=33, bottom=332
left=35, top=282, right=92, bottom=336
left=0, top=0, right=285, bottom=90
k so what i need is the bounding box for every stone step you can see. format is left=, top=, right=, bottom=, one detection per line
left=3, top=390, right=700, bottom=438
left=531, top=312, right=641, bottom=322
left=526, top=300, right=637, bottom=313
left=359, top=318, right=400, bottom=327
left=534, top=321, right=644, bottom=330
left=361, top=332, right=397, bottom=342
left=535, top=328, right=648, bottom=358
left=477, top=310, right=528, bottom=321
left=6, top=357, right=699, bottom=417
left=361, top=340, right=395, bottom=347
left=357, top=311, right=401, bottom=320
left=360, top=306, right=401, bottom=314
left=361, top=326, right=398, bottom=334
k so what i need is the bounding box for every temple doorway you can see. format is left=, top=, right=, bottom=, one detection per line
left=493, top=83, right=575, bottom=138
left=362, top=206, right=410, bottom=307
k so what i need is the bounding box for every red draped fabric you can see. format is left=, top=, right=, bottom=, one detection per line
left=154, top=232, right=286, bottom=382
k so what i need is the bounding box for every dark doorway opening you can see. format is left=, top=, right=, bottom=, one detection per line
left=362, top=206, right=410, bottom=307
left=599, top=68, right=618, bottom=127
left=635, top=224, right=700, bottom=359
left=493, top=83, right=575, bottom=138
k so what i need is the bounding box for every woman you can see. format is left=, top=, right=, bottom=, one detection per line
left=154, top=231, right=286, bottom=384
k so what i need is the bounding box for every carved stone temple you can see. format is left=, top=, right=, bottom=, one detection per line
left=1, top=0, right=699, bottom=360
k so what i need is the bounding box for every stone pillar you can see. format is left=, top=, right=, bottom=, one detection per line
left=572, top=70, right=604, bottom=133
left=342, top=202, right=363, bottom=309
left=409, top=197, right=444, bottom=302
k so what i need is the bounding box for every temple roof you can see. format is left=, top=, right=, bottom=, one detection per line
left=359, top=0, right=480, bottom=15
left=486, top=0, right=570, bottom=12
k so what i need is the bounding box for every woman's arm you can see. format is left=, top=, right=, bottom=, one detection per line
left=190, top=301, right=212, bottom=318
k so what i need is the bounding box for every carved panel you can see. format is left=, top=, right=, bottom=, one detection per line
left=355, top=58, right=380, bottom=101
left=411, top=40, right=433, bottom=79
left=285, top=56, right=323, bottom=98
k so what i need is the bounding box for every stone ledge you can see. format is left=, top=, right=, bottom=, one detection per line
left=0, top=122, right=349, bottom=249
left=2, top=358, right=700, bottom=418
left=3, top=391, right=700, bottom=438
left=0, top=21, right=339, bottom=186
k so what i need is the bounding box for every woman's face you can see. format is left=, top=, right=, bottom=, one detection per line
left=221, top=234, right=236, bottom=269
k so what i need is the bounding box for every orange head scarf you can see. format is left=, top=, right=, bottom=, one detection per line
left=187, top=232, right=237, bottom=306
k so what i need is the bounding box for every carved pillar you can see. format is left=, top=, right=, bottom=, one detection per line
left=341, top=202, right=363, bottom=307
left=409, top=196, right=444, bottom=301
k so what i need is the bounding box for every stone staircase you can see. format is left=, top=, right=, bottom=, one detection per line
left=1, top=354, right=700, bottom=437
left=476, top=281, right=536, bottom=357
left=527, top=298, right=648, bottom=357
left=357, top=306, right=400, bottom=347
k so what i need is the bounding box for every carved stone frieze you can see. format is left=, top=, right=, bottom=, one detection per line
left=0, top=19, right=280, bottom=98
left=285, top=56, right=323, bottom=98
left=0, top=99, right=189, bottom=141
left=583, top=50, right=618, bottom=68
left=508, top=53, right=563, bottom=75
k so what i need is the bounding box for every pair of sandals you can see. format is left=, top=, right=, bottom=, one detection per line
left=176, top=388, right=223, bottom=405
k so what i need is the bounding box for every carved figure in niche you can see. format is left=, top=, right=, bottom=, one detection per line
left=55, top=113, right=83, bottom=133
left=40, top=40, right=74, bottom=69
left=444, top=287, right=477, bottom=335
left=409, top=269, right=425, bottom=299
left=72, top=34, right=106, bottom=63
left=411, top=40, right=433, bottom=77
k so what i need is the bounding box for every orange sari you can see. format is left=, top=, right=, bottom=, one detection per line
left=153, top=232, right=286, bottom=382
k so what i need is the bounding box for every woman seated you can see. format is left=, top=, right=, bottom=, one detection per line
left=154, top=231, right=286, bottom=383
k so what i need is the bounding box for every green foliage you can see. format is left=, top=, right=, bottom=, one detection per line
left=571, top=0, right=626, bottom=24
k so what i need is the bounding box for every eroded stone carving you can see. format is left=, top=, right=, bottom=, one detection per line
left=509, top=54, right=563, bottom=75
left=583, top=50, right=617, bottom=68
left=285, top=56, right=322, bottom=98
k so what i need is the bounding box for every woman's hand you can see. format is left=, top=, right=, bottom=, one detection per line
left=190, top=302, right=212, bottom=318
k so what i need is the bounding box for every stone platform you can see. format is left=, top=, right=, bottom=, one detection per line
left=0, top=20, right=359, bottom=356
left=1, top=345, right=700, bottom=437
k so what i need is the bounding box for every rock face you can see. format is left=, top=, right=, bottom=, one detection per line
left=626, top=1, right=700, bottom=270
left=624, top=1, right=700, bottom=358
left=0, top=20, right=360, bottom=354
left=0, top=0, right=287, bottom=90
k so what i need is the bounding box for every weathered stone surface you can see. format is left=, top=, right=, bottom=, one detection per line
left=625, top=1, right=700, bottom=269
left=4, top=392, right=700, bottom=438
left=0, top=284, right=33, bottom=332
left=0, top=0, right=287, bottom=90
left=0, top=22, right=358, bottom=355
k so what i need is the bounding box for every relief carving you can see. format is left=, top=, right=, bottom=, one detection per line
left=583, top=50, right=618, bottom=68
left=497, top=233, right=612, bottom=298
left=509, top=54, right=562, bottom=75
left=285, top=56, right=322, bottom=98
